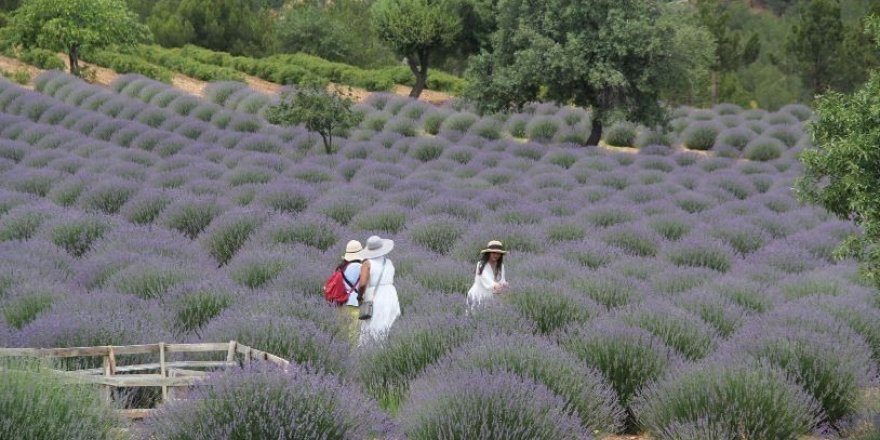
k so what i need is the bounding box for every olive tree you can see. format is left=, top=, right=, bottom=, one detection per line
left=265, top=86, right=361, bottom=155
left=8, top=0, right=148, bottom=76
left=371, top=0, right=461, bottom=98
left=796, top=16, right=880, bottom=289
left=464, top=0, right=713, bottom=145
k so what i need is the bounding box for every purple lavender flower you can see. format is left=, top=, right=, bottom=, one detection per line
left=402, top=369, right=592, bottom=440
left=142, top=363, right=396, bottom=440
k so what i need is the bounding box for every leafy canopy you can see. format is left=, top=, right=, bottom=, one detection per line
left=147, top=0, right=270, bottom=56
left=9, top=0, right=147, bottom=53
left=797, top=15, right=880, bottom=289
left=785, top=0, right=845, bottom=95
left=371, top=0, right=461, bottom=97
left=464, top=0, right=713, bottom=142
left=264, top=86, right=361, bottom=154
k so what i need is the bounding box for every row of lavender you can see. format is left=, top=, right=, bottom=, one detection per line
left=0, top=71, right=877, bottom=439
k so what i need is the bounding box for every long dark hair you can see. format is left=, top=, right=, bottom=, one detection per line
left=478, top=253, right=504, bottom=281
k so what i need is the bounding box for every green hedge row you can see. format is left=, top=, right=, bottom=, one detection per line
left=5, top=48, right=66, bottom=71
left=81, top=50, right=173, bottom=83
left=177, top=45, right=329, bottom=88
left=263, top=52, right=395, bottom=91
left=139, top=45, right=246, bottom=82
left=19, top=49, right=65, bottom=70
left=176, top=44, right=465, bottom=94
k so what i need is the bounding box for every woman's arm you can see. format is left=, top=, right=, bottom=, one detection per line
left=357, top=260, right=371, bottom=301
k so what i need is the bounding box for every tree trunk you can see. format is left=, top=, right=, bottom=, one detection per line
left=711, top=70, right=719, bottom=104
left=320, top=132, right=332, bottom=155
left=68, top=44, right=80, bottom=76
left=586, top=119, right=603, bottom=146
left=407, top=50, right=429, bottom=99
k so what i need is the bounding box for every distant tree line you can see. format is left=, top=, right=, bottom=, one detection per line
left=0, top=0, right=877, bottom=132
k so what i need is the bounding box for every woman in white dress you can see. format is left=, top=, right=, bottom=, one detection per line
left=467, top=240, right=508, bottom=308
left=357, top=235, right=400, bottom=345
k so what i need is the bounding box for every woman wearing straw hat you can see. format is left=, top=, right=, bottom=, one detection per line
left=339, top=240, right=364, bottom=343
left=467, top=240, right=508, bottom=308
left=356, top=235, right=400, bottom=345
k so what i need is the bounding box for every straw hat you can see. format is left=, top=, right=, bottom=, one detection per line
left=343, top=240, right=364, bottom=262
left=480, top=240, right=507, bottom=255
left=360, top=235, right=394, bottom=259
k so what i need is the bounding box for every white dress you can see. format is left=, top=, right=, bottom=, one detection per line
left=467, top=262, right=506, bottom=307
left=359, top=256, right=400, bottom=345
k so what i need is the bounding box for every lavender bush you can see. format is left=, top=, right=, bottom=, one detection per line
left=143, top=364, right=394, bottom=440
left=401, top=369, right=592, bottom=440
left=0, top=359, right=122, bottom=440
left=432, top=333, right=626, bottom=432
left=633, top=361, right=822, bottom=440
left=0, top=72, right=874, bottom=437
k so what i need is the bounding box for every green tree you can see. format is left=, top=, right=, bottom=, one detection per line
left=370, top=0, right=462, bottom=98
left=8, top=0, right=148, bottom=76
left=465, top=0, right=709, bottom=145
left=429, top=0, right=498, bottom=75
left=785, top=0, right=844, bottom=95
left=833, top=5, right=880, bottom=93
left=273, top=0, right=396, bottom=69
left=696, top=0, right=761, bottom=103
left=796, top=16, right=880, bottom=289
left=147, top=0, right=271, bottom=56
left=265, top=86, right=361, bottom=154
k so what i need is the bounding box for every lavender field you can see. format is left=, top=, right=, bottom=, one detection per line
left=0, top=70, right=878, bottom=439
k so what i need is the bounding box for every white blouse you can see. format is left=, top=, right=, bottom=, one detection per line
left=467, top=262, right=506, bottom=307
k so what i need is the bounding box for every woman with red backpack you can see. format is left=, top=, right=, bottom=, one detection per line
left=323, top=240, right=364, bottom=343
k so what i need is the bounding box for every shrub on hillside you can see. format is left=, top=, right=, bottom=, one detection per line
left=682, top=121, right=721, bottom=150
left=604, top=121, right=638, bottom=147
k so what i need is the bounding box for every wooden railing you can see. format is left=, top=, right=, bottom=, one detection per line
left=0, top=341, right=288, bottom=419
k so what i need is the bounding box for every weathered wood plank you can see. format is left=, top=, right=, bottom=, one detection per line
left=75, top=361, right=237, bottom=375
left=165, top=343, right=230, bottom=353
left=88, top=374, right=202, bottom=387
left=0, top=342, right=235, bottom=358
left=159, top=342, right=168, bottom=402
left=226, top=341, right=236, bottom=363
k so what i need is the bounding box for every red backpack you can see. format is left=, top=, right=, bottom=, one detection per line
left=323, top=263, right=357, bottom=305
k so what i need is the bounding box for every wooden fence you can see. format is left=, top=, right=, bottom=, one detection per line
left=0, top=341, right=288, bottom=419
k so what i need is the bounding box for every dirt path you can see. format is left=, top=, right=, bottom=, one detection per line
left=394, top=85, right=451, bottom=105
left=244, top=74, right=283, bottom=95
left=3, top=54, right=453, bottom=105
left=0, top=55, right=43, bottom=89
left=170, top=73, right=207, bottom=97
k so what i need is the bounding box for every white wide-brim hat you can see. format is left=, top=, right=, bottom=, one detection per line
left=360, top=235, right=394, bottom=259
left=480, top=240, right=507, bottom=255
left=343, top=240, right=363, bottom=262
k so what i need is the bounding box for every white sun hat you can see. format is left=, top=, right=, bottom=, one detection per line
left=360, top=235, right=394, bottom=259
left=480, top=240, right=507, bottom=255
left=343, top=240, right=364, bottom=262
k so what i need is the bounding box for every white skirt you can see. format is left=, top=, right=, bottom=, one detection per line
left=359, top=284, right=400, bottom=345
left=467, top=281, right=494, bottom=308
